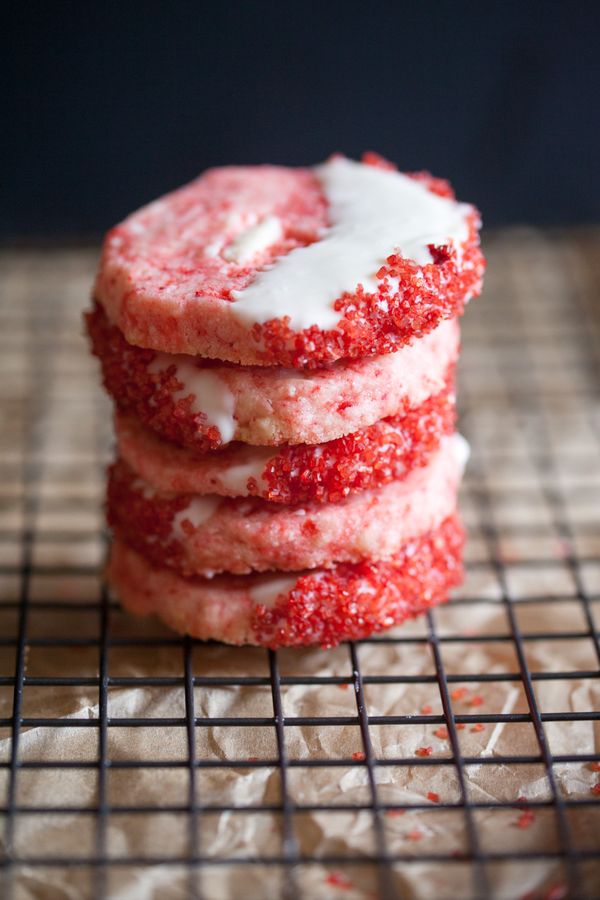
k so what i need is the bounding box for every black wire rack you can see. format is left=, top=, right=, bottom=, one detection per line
left=0, top=232, right=599, bottom=899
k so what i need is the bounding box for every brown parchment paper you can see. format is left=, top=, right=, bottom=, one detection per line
left=0, top=236, right=599, bottom=899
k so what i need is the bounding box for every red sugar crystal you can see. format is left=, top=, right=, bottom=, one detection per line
left=325, top=872, right=353, bottom=890
left=589, top=761, right=600, bottom=772
left=427, top=791, right=440, bottom=803
left=407, top=829, right=423, bottom=842
left=420, top=704, right=433, bottom=715
left=470, top=723, right=485, bottom=733
left=515, top=810, right=535, bottom=829
left=451, top=687, right=468, bottom=701
left=385, top=809, right=405, bottom=817
left=468, top=695, right=484, bottom=707
left=433, top=726, right=449, bottom=740
left=352, top=751, right=366, bottom=761
left=415, top=747, right=433, bottom=758
left=591, top=783, right=600, bottom=796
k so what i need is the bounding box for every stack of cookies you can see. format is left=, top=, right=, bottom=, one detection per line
left=87, top=153, right=484, bottom=648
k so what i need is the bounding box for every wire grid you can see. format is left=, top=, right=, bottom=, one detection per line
left=0, top=232, right=599, bottom=899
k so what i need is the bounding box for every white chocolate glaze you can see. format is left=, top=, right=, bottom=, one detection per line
left=230, top=157, right=470, bottom=330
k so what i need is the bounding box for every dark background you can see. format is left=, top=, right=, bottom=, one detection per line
left=4, top=0, right=599, bottom=236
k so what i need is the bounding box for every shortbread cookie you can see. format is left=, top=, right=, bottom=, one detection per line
left=114, top=373, right=454, bottom=503
left=93, top=154, right=483, bottom=368
left=107, top=435, right=467, bottom=576
left=107, top=513, right=464, bottom=648
left=87, top=303, right=458, bottom=450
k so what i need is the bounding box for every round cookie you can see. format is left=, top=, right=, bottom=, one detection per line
left=107, top=435, right=466, bottom=576
left=93, top=154, right=484, bottom=368
left=107, top=513, right=464, bottom=648
left=87, top=303, right=459, bottom=450
left=115, top=373, right=454, bottom=504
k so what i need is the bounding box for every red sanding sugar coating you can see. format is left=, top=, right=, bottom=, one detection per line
left=93, top=153, right=484, bottom=369
left=263, top=374, right=455, bottom=503
left=252, top=514, right=465, bottom=648
left=86, top=303, right=225, bottom=451
left=253, top=209, right=483, bottom=369
left=106, top=435, right=463, bottom=576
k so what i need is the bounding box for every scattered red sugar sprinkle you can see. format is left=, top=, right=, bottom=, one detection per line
left=407, top=829, right=423, bottom=842
left=516, top=796, right=529, bottom=806
left=415, top=746, right=433, bottom=758
left=352, top=751, right=366, bottom=761
left=247, top=756, right=259, bottom=762
left=451, top=687, right=468, bottom=701
left=434, top=726, right=449, bottom=740
left=427, top=791, right=440, bottom=803
left=337, top=683, right=350, bottom=690
left=252, top=514, right=465, bottom=648
left=421, top=704, right=433, bottom=715
left=455, top=723, right=466, bottom=731
left=589, top=761, right=600, bottom=772
left=385, top=809, right=405, bottom=817
left=468, top=695, right=484, bottom=707
left=515, top=809, right=535, bottom=829
left=591, top=782, right=600, bottom=796
left=325, top=871, right=353, bottom=890
left=470, top=723, right=485, bottom=733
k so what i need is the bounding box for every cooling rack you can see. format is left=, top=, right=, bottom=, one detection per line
left=0, top=231, right=599, bottom=899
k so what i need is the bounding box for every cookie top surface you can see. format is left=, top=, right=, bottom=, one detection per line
left=95, top=154, right=484, bottom=367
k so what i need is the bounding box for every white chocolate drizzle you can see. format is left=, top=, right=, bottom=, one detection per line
left=230, top=157, right=470, bottom=330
